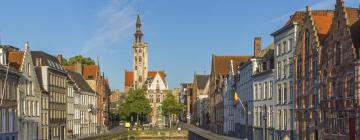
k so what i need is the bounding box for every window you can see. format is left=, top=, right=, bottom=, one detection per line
left=289, top=38, right=293, bottom=52
left=278, top=110, right=281, bottom=129
left=156, top=95, right=160, bottom=103
left=87, top=75, right=94, bottom=80
left=305, top=30, right=310, bottom=55
left=283, top=83, right=287, bottom=103
left=277, top=61, right=281, bottom=79
left=269, top=82, right=273, bottom=98
left=254, top=84, right=258, bottom=100
left=348, top=78, right=355, bottom=96
left=264, top=82, right=268, bottom=99
left=284, top=110, right=287, bottom=129
left=335, top=41, right=341, bottom=65
left=283, top=41, right=287, bottom=53
left=27, top=63, right=31, bottom=77
left=278, top=84, right=282, bottom=104
left=259, top=84, right=263, bottom=100
left=305, top=30, right=310, bottom=79
left=290, top=81, right=293, bottom=101
left=149, top=95, right=153, bottom=103
left=283, top=60, right=286, bottom=78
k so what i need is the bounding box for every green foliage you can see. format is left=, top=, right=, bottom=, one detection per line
left=118, top=89, right=152, bottom=122
left=161, top=92, right=184, bottom=116
left=64, top=55, right=95, bottom=65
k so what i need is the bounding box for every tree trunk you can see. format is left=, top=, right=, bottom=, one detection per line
left=136, top=114, right=139, bottom=131
left=170, top=114, right=173, bottom=128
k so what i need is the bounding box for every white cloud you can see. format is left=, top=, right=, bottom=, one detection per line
left=82, top=0, right=138, bottom=54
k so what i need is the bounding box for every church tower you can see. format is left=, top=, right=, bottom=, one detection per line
left=133, top=14, right=148, bottom=89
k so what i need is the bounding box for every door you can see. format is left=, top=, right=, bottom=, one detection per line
left=349, top=118, right=355, bottom=140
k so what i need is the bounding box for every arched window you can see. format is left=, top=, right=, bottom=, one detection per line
left=305, top=30, right=310, bottom=79
left=335, top=41, right=341, bottom=65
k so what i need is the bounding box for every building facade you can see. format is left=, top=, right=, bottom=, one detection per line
left=0, top=45, right=21, bottom=140
left=252, top=43, right=275, bottom=140
left=9, top=43, right=42, bottom=140
left=271, top=14, right=300, bottom=140
left=319, top=1, right=360, bottom=139
left=64, top=62, right=110, bottom=132
left=32, top=51, right=67, bottom=140
left=294, top=6, right=334, bottom=140
left=192, top=74, right=209, bottom=128
left=210, top=55, right=251, bottom=135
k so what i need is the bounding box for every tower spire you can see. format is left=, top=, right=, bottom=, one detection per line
left=135, top=14, right=143, bottom=43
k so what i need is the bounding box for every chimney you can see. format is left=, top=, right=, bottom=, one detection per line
left=76, top=61, right=83, bottom=75
left=254, top=37, right=261, bottom=57
left=56, top=54, right=64, bottom=65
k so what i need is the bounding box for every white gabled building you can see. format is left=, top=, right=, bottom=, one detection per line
left=14, top=42, right=42, bottom=140
left=144, top=71, right=168, bottom=126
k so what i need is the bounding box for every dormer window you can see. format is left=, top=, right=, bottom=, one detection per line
left=87, top=75, right=94, bottom=80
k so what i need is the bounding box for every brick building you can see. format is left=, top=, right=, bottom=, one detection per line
left=294, top=6, right=334, bottom=140
left=209, top=55, right=251, bottom=134
left=319, top=1, right=360, bottom=139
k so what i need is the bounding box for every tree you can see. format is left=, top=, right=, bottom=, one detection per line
left=64, top=55, right=95, bottom=65
left=161, top=92, right=185, bottom=128
left=119, top=89, right=151, bottom=128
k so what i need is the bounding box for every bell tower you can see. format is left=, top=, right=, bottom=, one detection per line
left=133, top=14, right=148, bottom=89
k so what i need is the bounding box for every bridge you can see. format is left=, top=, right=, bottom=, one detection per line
left=74, top=123, right=244, bottom=140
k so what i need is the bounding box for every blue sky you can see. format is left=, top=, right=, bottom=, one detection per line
left=0, top=0, right=358, bottom=91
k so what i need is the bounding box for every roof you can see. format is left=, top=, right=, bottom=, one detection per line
left=211, top=55, right=252, bottom=76
left=124, top=70, right=167, bottom=87
left=272, top=10, right=334, bottom=36
left=194, top=75, right=209, bottom=90
left=31, top=51, right=65, bottom=72
left=345, top=7, right=360, bottom=49
left=258, top=44, right=275, bottom=58
left=312, top=15, right=333, bottom=41
left=67, top=70, right=95, bottom=93
left=286, top=10, right=334, bottom=25
left=8, top=51, right=24, bottom=70
left=64, top=65, right=99, bottom=80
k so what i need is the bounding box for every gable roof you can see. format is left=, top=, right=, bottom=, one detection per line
left=273, top=10, right=334, bottom=36
left=124, top=70, right=166, bottom=87
left=67, top=70, right=95, bottom=93
left=64, top=65, right=99, bottom=80
left=312, top=15, right=334, bottom=41
left=31, top=51, right=65, bottom=72
left=211, top=55, right=252, bottom=76
left=194, top=74, right=209, bottom=90
left=8, top=51, right=24, bottom=70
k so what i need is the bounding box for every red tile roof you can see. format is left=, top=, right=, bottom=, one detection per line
left=64, top=65, right=99, bottom=80
left=212, top=55, right=252, bottom=75
left=124, top=71, right=166, bottom=87
left=285, top=10, right=334, bottom=25
left=8, top=51, right=24, bottom=70
left=313, top=15, right=333, bottom=41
